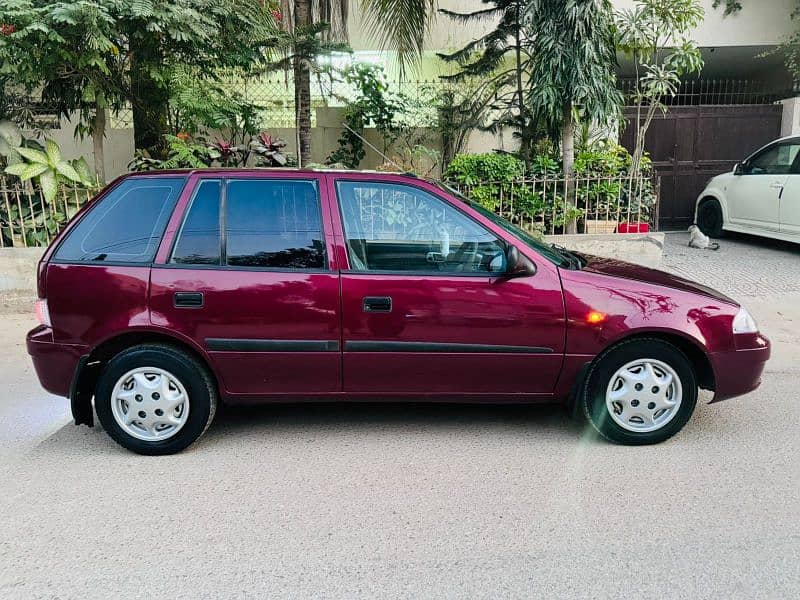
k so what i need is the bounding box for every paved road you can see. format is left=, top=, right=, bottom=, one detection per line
left=2, top=235, right=800, bottom=599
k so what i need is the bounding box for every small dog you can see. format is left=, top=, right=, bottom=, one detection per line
left=688, top=225, right=720, bottom=250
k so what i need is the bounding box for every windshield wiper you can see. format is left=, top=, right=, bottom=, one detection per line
left=550, top=244, right=582, bottom=270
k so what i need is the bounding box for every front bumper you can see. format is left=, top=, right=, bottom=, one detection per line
left=26, top=325, right=88, bottom=398
left=708, top=334, right=770, bottom=402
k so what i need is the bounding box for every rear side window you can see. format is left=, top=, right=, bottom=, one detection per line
left=54, top=177, right=184, bottom=263
left=171, top=180, right=221, bottom=265
left=225, top=179, right=325, bottom=269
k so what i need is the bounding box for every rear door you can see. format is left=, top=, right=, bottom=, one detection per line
left=150, top=173, right=341, bottom=398
left=727, top=141, right=800, bottom=231
left=331, top=177, right=565, bottom=397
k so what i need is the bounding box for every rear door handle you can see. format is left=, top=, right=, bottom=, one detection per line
left=174, top=292, right=203, bottom=308
left=363, top=296, right=392, bottom=313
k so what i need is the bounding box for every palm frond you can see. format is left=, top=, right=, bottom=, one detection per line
left=360, top=0, right=436, bottom=75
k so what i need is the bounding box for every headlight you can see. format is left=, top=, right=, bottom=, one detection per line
left=732, top=306, right=758, bottom=334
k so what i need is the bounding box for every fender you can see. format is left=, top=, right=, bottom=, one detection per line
left=69, top=324, right=223, bottom=427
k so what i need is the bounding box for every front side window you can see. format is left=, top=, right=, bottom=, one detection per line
left=225, top=179, right=325, bottom=269
left=337, top=181, right=506, bottom=273
left=55, top=177, right=184, bottom=263
left=745, top=142, right=800, bottom=175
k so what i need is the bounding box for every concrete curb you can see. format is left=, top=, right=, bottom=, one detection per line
left=546, top=232, right=664, bottom=269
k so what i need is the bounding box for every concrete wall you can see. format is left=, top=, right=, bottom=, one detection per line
left=25, top=110, right=135, bottom=181
left=0, top=234, right=663, bottom=313
left=0, top=248, right=42, bottom=313
left=780, top=97, right=800, bottom=137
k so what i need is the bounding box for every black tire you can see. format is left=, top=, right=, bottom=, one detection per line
left=581, top=338, right=698, bottom=445
left=697, top=198, right=724, bottom=238
left=95, top=344, right=217, bottom=455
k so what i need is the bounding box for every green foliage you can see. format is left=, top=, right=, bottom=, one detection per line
left=712, top=0, right=742, bottom=15
left=166, top=69, right=261, bottom=143
left=0, top=0, right=280, bottom=152
left=359, top=0, right=437, bottom=73
left=616, top=0, right=703, bottom=199
left=1, top=121, right=95, bottom=202
left=438, top=0, right=545, bottom=162
left=524, top=0, right=622, bottom=141
left=444, top=153, right=525, bottom=186
left=327, top=63, right=405, bottom=168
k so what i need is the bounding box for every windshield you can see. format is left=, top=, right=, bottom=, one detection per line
left=433, top=181, right=566, bottom=266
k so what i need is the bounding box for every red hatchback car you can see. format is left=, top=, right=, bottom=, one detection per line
left=27, top=169, right=770, bottom=454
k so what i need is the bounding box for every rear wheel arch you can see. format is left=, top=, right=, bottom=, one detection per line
left=72, top=330, right=222, bottom=427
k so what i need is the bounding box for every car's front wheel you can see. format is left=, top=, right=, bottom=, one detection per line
left=697, top=198, right=724, bottom=238
left=581, top=339, right=698, bottom=445
left=95, top=344, right=217, bottom=455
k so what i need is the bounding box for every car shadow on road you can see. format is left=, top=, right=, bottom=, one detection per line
left=31, top=401, right=599, bottom=456
left=206, top=401, right=588, bottom=438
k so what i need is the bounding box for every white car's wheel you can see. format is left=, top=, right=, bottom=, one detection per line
left=697, top=198, right=724, bottom=238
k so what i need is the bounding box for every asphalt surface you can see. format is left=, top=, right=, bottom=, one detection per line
left=1, top=233, right=799, bottom=599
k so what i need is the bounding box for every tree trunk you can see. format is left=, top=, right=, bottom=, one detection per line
left=514, top=1, right=529, bottom=165
left=92, top=102, right=106, bottom=183
left=129, top=36, right=169, bottom=155
left=294, top=0, right=313, bottom=167
left=561, top=101, right=576, bottom=233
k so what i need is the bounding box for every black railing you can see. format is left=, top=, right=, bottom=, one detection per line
left=618, top=78, right=796, bottom=106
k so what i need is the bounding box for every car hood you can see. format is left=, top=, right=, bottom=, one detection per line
left=576, top=254, right=739, bottom=306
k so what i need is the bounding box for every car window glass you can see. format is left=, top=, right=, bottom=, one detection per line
left=54, top=177, right=184, bottom=263
left=747, top=143, right=800, bottom=175
left=225, top=179, right=325, bottom=269
left=171, top=180, right=221, bottom=265
left=337, top=181, right=506, bottom=273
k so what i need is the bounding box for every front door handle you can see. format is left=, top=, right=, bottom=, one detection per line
left=770, top=182, right=784, bottom=189
left=174, top=292, right=204, bottom=308
left=363, top=296, right=392, bottom=313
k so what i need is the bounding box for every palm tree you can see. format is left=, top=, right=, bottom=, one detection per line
left=281, top=0, right=435, bottom=166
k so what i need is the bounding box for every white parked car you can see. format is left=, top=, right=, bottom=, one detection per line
left=696, top=135, right=800, bottom=241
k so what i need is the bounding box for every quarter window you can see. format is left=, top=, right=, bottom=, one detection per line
left=171, top=180, right=221, bottom=265
left=337, top=181, right=506, bottom=273
left=225, top=179, right=325, bottom=269
left=54, top=177, right=184, bottom=263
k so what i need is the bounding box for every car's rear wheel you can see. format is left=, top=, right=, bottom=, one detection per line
left=95, top=344, right=217, bottom=455
left=697, top=198, right=724, bottom=238
left=581, top=338, right=698, bottom=445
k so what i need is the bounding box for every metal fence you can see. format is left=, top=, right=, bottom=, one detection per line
left=618, top=78, right=796, bottom=106
left=0, top=177, right=96, bottom=248
left=0, top=172, right=658, bottom=248
left=449, top=174, right=660, bottom=236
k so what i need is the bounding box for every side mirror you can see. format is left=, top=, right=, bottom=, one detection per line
left=502, top=245, right=536, bottom=278
left=733, top=162, right=743, bottom=175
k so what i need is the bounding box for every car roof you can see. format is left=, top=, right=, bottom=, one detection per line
left=123, top=167, right=420, bottom=178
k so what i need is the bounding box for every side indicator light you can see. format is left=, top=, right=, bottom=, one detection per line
left=586, top=311, right=607, bottom=324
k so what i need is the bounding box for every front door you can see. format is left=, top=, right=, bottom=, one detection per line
left=728, top=141, right=800, bottom=231
left=779, top=173, right=800, bottom=237
left=332, top=179, right=565, bottom=397
left=150, top=175, right=341, bottom=397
